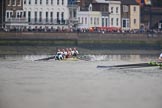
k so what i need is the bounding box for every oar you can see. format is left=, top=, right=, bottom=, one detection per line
left=35, top=55, right=55, bottom=61
left=97, top=62, right=162, bottom=69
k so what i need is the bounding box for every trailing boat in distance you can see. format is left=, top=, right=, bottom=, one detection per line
left=97, top=61, right=162, bottom=69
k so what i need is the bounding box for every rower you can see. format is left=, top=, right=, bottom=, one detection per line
left=73, top=48, right=79, bottom=57
left=71, top=48, right=75, bottom=56
left=68, top=48, right=73, bottom=58
left=55, top=49, right=63, bottom=60
left=65, top=48, right=71, bottom=58
left=62, top=49, right=67, bottom=59
left=159, top=53, right=162, bottom=61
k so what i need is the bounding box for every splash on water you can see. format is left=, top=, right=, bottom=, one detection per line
left=23, top=55, right=53, bottom=61
left=86, top=55, right=108, bottom=61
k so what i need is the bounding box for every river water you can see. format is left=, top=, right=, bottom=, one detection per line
left=0, top=54, right=162, bottom=108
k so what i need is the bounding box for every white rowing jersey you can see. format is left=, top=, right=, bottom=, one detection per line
left=71, top=50, right=75, bottom=55
left=57, top=51, right=63, bottom=55
left=160, top=53, right=162, bottom=58
left=63, top=51, right=67, bottom=56
left=75, top=50, right=79, bottom=54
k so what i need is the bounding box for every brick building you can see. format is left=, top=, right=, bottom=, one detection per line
left=0, top=0, right=6, bottom=29
left=120, top=0, right=140, bottom=30
left=5, top=0, right=28, bottom=30
left=136, top=0, right=162, bottom=29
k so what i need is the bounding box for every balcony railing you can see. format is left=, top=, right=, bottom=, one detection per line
left=5, top=18, right=78, bottom=26
left=6, top=18, right=28, bottom=23
left=28, top=19, right=69, bottom=25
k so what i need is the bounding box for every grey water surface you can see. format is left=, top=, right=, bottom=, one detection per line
left=0, top=55, right=162, bottom=108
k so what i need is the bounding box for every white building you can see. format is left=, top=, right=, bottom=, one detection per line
left=23, top=0, right=70, bottom=29
left=94, top=0, right=121, bottom=28
left=77, top=4, right=101, bottom=29
left=77, top=0, right=121, bottom=29
left=5, top=0, right=71, bottom=30
left=108, top=0, right=121, bottom=28
left=5, top=0, right=28, bottom=30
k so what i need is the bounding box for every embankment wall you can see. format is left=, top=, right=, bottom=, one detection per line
left=0, top=32, right=162, bottom=50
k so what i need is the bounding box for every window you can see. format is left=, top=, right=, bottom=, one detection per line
left=17, top=12, right=19, bottom=18
left=102, top=18, right=104, bottom=26
left=51, top=0, right=53, bottom=5
left=28, top=11, right=31, bottom=22
left=85, top=18, right=87, bottom=24
left=50, top=12, right=53, bottom=23
left=57, top=12, right=60, bottom=24
left=111, top=7, right=113, bottom=13
left=94, top=18, right=96, bottom=25
left=46, top=12, right=48, bottom=22
left=18, top=0, right=21, bottom=6
left=91, top=17, right=93, bottom=24
left=105, top=18, right=108, bottom=26
left=134, top=19, right=136, bottom=24
left=35, top=12, right=37, bottom=22
left=7, top=12, right=9, bottom=18
left=74, top=11, right=76, bottom=18
left=116, top=7, right=119, bottom=13
left=46, top=0, right=48, bottom=4
left=82, top=17, right=84, bottom=24
left=29, top=0, right=31, bottom=5
left=61, top=12, right=64, bottom=24
left=10, top=12, right=13, bottom=17
left=134, top=7, right=136, bottom=12
left=57, top=12, right=59, bottom=19
left=35, top=0, right=37, bottom=4
left=62, top=0, right=64, bottom=5
left=39, top=12, right=42, bottom=22
left=24, top=0, right=26, bottom=4
left=24, top=11, right=26, bottom=17
left=57, top=0, right=59, bottom=5
left=12, top=0, right=16, bottom=5
left=123, top=5, right=128, bottom=12
left=127, top=20, right=130, bottom=27
left=20, top=12, right=23, bottom=17
left=40, top=0, right=42, bottom=4
left=122, top=19, right=129, bottom=28
left=97, top=18, right=99, bottom=25
left=111, top=18, right=113, bottom=26
left=116, top=18, right=119, bottom=26
left=123, top=20, right=126, bottom=27
left=8, top=0, right=11, bottom=5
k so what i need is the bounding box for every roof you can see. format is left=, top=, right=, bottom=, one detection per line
left=92, top=0, right=121, bottom=4
left=119, top=0, right=138, bottom=5
left=92, top=0, right=138, bottom=5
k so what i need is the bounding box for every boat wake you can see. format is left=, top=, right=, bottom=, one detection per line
left=84, top=55, right=109, bottom=61
left=22, top=55, right=109, bottom=61
left=1, top=54, right=157, bottom=62
left=23, top=55, right=54, bottom=61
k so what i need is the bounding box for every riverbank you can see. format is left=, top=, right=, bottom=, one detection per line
left=0, top=32, right=162, bottom=55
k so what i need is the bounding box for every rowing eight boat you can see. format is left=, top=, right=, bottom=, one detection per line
left=35, top=55, right=84, bottom=61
